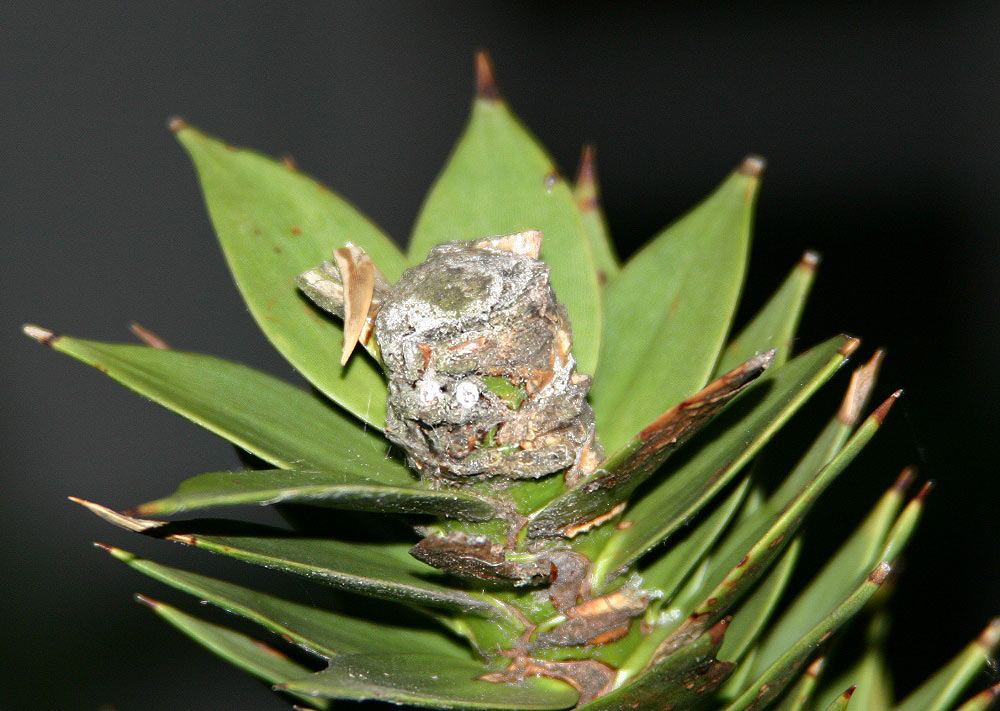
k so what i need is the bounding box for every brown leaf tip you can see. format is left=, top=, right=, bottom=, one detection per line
left=167, top=116, right=188, bottom=133
left=576, top=145, right=597, bottom=186
left=838, top=348, right=886, bottom=425
left=475, top=50, right=501, bottom=101
left=805, top=656, right=827, bottom=677
left=841, top=685, right=858, bottom=699
left=838, top=336, right=862, bottom=358
left=872, top=389, right=903, bottom=424
left=134, top=593, right=160, bottom=609
left=129, top=321, right=170, bottom=350
left=977, top=618, right=1000, bottom=650
left=799, top=250, right=821, bottom=271
left=23, top=323, right=58, bottom=346
left=738, top=154, right=766, bottom=177
left=893, top=466, right=917, bottom=492
left=915, top=480, right=934, bottom=502
left=869, top=561, right=892, bottom=584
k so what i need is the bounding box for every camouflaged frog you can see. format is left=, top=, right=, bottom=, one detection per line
left=298, top=230, right=603, bottom=485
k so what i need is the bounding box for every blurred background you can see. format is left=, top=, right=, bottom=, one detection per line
left=3, top=2, right=997, bottom=709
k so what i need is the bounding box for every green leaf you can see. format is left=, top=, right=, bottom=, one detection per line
left=590, top=335, right=857, bottom=584
left=715, top=251, right=818, bottom=374
left=813, top=607, right=894, bottom=711
left=105, top=545, right=472, bottom=659
left=823, top=688, right=858, bottom=711
left=408, top=56, right=601, bottom=375
left=33, top=334, right=404, bottom=475
left=954, top=684, right=1000, bottom=711
left=639, top=477, right=751, bottom=603
left=672, top=395, right=898, bottom=647
left=752, top=470, right=916, bottom=678
left=773, top=657, right=826, bottom=711
left=717, top=539, right=801, bottom=664
left=137, top=595, right=326, bottom=709
left=722, top=562, right=892, bottom=711
left=528, top=350, right=773, bottom=540
left=74, top=500, right=513, bottom=622
left=174, top=123, right=408, bottom=428
left=590, top=158, right=762, bottom=451
left=280, top=653, right=577, bottom=710
left=573, top=145, right=619, bottom=284
left=580, top=618, right=733, bottom=711
left=135, top=469, right=497, bottom=521
left=893, top=618, right=1000, bottom=711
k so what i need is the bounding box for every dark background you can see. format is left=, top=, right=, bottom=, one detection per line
left=4, top=3, right=997, bottom=709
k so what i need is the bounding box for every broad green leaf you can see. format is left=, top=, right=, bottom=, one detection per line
left=581, top=618, right=733, bottom=711
left=280, top=653, right=577, bottom=710
left=893, top=618, right=1000, bottom=711
left=813, top=608, right=893, bottom=711
left=591, top=335, right=856, bottom=584
left=752, top=470, right=916, bottom=677
left=529, top=351, right=772, bottom=540
left=715, top=251, right=818, bottom=374
left=174, top=123, right=408, bottom=428
left=722, top=562, right=892, bottom=711
left=639, top=477, right=751, bottom=602
left=409, top=59, right=601, bottom=375
left=74, top=500, right=512, bottom=622
left=138, top=596, right=326, bottom=709
left=33, top=333, right=404, bottom=475
left=135, top=469, right=497, bottom=521
left=590, top=159, right=762, bottom=450
left=573, top=145, right=619, bottom=284
left=105, top=545, right=471, bottom=659
left=954, top=685, right=1000, bottom=711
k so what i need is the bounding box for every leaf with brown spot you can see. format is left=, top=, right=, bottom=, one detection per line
left=528, top=350, right=773, bottom=540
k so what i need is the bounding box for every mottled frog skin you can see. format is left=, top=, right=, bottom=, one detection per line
left=375, top=237, right=602, bottom=482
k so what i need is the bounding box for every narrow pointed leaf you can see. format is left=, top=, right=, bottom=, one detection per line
left=723, top=563, right=892, bottom=711
left=580, top=618, right=734, bottom=711
left=573, top=145, right=619, bottom=284
left=409, top=57, right=601, bottom=374
left=590, top=158, right=762, bottom=450
left=715, top=251, right=818, bottom=374
left=529, top=350, right=773, bottom=539
left=106, top=545, right=471, bottom=659
left=33, top=334, right=404, bottom=475
left=134, top=469, right=498, bottom=521
left=639, top=477, right=751, bottom=601
left=752, top=469, right=917, bottom=677
left=138, top=596, right=326, bottom=709
left=280, top=653, right=577, bottom=710
left=592, top=335, right=856, bottom=582
left=75, top=500, right=510, bottom=621
left=774, top=657, right=826, bottom=711
left=824, top=687, right=857, bottom=711
left=955, top=684, right=1000, bottom=711
left=893, top=618, right=1000, bottom=711
left=813, top=608, right=893, bottom=711
left=174, top=124, right=409, bottom=428
left=672, top=395, right=898, bottom=646
left=718, top=539, right=801, bottom=663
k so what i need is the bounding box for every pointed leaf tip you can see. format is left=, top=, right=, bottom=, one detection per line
left=800, top=250, right=821, bottom=271
left=70, top=497, right=164, bottom=533
left=838, top=336, right=862, bottom=357
left=977, top=618, right=1000, bottom=650
left=167, top=116, right=188, bottom=133
left=129, top=321, right=170, bottom=349
left=915, top=480, right=935, bottom=502
left=475, top=50, right=501, bottom=100
left=134, top=593, right=160, bottom=609
left=838, top=348, right=886, bottom=425
left=739, top=154, right=766, bottom=177
left=869, top=561, right=892, bottom=585
left=842, top=685, right=858, bottom=698
left=23, top=324, right=57, bottom=345
left=576, top=145, right=597, bottom=189
left=872, top=389, right=903, bottom=424
left=894, top=466, right=918, bottom=492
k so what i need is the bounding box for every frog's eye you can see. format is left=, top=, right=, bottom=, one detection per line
left=454, top=380, right=480, bottom=409
left=417, top=377, right=442, bottom=405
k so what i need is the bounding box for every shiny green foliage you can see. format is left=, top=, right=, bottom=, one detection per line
left=31, top=53, right=995, bottom=711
